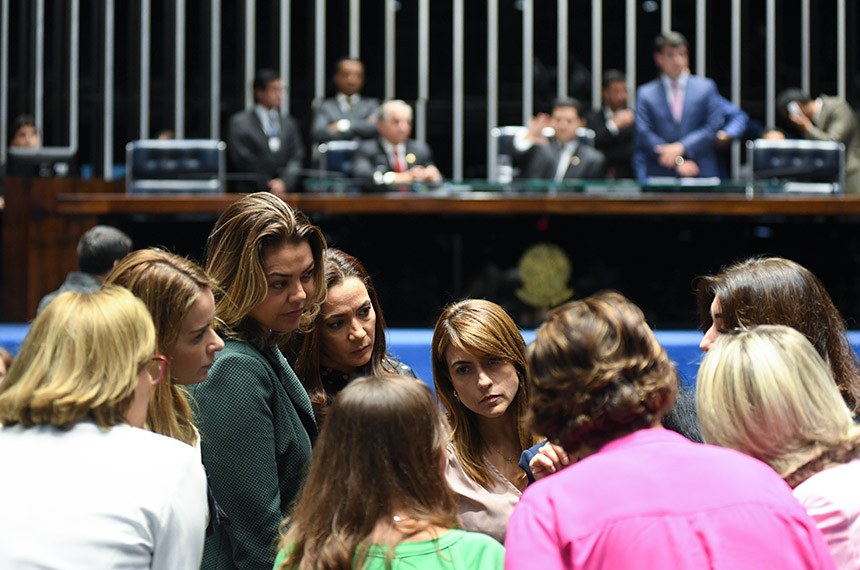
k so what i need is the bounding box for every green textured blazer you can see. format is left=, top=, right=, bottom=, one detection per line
left=189, top=339, right=317, bottom=570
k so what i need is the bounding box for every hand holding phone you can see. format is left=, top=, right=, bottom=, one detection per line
left=787, top=101, right=802, bottom=116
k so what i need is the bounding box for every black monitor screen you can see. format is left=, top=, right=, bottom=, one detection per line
left=6, top=147, right=77, bottom=178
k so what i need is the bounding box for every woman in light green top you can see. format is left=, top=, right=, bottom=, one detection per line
left=274, top=374, right=504, bottom=570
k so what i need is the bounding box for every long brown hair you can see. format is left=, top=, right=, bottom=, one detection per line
left=105, top=248, right=216, bottom=446
left=278, top=375, right=459, bottom=570
left=292, top=249, right=390, bottom=415
left=431, top=299, right=536, bottom=488
left=205, top=193, right=326, bottom=349
left=697, top=256, right=860, bottom=412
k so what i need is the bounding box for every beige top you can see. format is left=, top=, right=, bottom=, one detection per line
left=445, top=443, right=522, bottom=543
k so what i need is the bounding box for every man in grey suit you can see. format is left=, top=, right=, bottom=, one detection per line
left=351, top=99, right=442, bottom=187
left=310, top=58, right=380, bottom=145
left=515, top=98, right=607, bottom=181
left=226, top=69, right=304, bottom=197
left=778, top=88, right=860, bottom=194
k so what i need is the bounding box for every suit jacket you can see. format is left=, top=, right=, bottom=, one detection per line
left=805, top=96, right=860, bottom=193
left=634, top=75, right=724, bottom=179
left=585, top=107, right=635, bottom=179
left=227, top=109, right=305, bottom=192
left=351, top=137, right=436, bottom=182
left=519, top=138, right=607, bottom=181
left=310, top=95, right=380, bottom=144
left=189, top=340, right=317, bottom=570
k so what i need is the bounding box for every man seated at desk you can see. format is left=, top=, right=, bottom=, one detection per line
left=310, top=58, right=380, bottom=145
left=226, top=69, right=304, bottom=197
left=351, top=99, right=442, bottom=187
left=514, top=97, right=607, bottom=182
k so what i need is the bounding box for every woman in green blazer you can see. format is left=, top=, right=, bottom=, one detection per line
left=190, top=192, right=326, bottom=569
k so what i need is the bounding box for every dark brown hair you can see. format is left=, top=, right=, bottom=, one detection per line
left=696, top=257, right=860, bottom=412
left=292, top=248, right=391, bottom=417
left=277, top=375, right=459, bottom=570
left=527, top=291, right=678, bottom=453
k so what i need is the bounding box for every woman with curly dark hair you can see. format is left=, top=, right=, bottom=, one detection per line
left=505, top=291, right=835, bottom=570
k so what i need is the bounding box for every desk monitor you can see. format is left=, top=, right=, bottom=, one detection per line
left=6, top=147, right=77, bottom=178
left=126, top=139, right=226, bottom=194
left=747, top=139, right=845, bottom=194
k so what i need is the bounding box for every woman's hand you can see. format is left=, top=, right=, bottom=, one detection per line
left=529, top=442, right=571, bottom=481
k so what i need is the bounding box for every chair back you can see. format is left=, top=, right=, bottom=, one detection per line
left=126, top=139, right=226, bottom=194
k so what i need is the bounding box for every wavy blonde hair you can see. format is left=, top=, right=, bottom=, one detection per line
left=697, top=325, right=860, bottom=483
left=0, top=287, right=155, bottom=428
left=205, top=193, right=326, bottom=349
left=105, top=248, right=217, bottom=445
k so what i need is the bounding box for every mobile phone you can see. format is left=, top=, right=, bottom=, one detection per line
left=787, top=101, right=802, bottom=116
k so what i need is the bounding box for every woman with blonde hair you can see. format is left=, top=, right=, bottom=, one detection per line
left=274, top=375, right=504, bottom=570
left=0, top=287, right=208, bottom=568
left=188, top=192, right=326, bottom=569
left=291, top=248, right=415, bottom=422
left=432, top=299, right=539, bottom=542
left=697, top=325, right=860, bottom=568
left=697, top=256, right=860, bottom=411
left=106, top=248, right=224, bottom=447
left=506, top=291, right=835, bottom=569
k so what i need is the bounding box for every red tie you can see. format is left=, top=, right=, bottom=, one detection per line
left=393, top=148, right=405, bottom=173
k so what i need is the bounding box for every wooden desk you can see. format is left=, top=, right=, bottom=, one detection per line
left=6, top=178, right=860, bottom=322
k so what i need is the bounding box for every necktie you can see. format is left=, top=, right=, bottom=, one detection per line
left=268, top=111, right=280, bottom=136
left=671, top=81, right=683, bottom=122
left=393, top=148, right=405, bottom=173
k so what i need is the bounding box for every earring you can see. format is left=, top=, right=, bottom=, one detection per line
left=453, top=390, right=459, bottom=401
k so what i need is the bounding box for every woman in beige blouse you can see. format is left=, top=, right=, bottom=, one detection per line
left=432, top=299, right=540, bottom=543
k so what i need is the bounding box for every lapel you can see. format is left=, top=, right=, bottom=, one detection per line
left=263, top=345, right=317, bottom=430
left=249, top=111, right=272, bottom=149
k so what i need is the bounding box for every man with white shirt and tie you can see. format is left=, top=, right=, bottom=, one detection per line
left=634, top=31, right=724, bottom=180
left=310, top=58, right=380, bottom=145
left=515, top=98, right=607, bottom=182
left=226, top=69, right=305, bottom=196
left=351, top=99, right=442, bottom=187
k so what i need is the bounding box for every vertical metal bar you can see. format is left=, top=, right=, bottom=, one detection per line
left=70, top=0, right=79, bottom=150
left=175, top=0, right=186, bottom=138
left=696, top=0, right=705, bottom=76
left=349, top=0, right=360, bottom=58
left=522, top=0, right=533, bottom=124
left=280, top=0, right=290, bottom=114
left=766, top=0, right=775, bottom=128
left=731, top=0, right=741, bottom=178
left=35, top=0, right=44, bottom=133
left=245, top=0, right=255, bottom=110
left=417, top=0, right=429, bottom=143
left=591, top=0, right=602, bottom=108
left=487, top=0, right=498, bottom=181
left=661, top=0, right=671, bottom=33
left=801, top=0, right=810, bottom=95
left=314, top=0, right=325, bottom=103
left=0, top=0, right=9, bottom=162
left=626, top=0, right=636, bottom=107
left=140, top=0, right=150, bottom=138
left=557, top=0, right=567, bottom=98
left=837, top=0, right=846, bottom=98
left=385, top=0, right=395, bottom=99
left=452, top=0, right=463, bottom=179
left=104, top=0, right=115, bottom=177
left=211, top=0, right=221, bottom=137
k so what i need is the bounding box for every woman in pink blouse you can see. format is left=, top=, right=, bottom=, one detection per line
left=698, top=325, right=860, bottom=569
left=506, top=291, right=836, bottom=570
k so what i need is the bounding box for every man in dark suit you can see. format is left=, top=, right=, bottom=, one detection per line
left=310, top=58, right=380, bottom=145
left=634, top=31, right=724, bottom=180
left=515, top=98, right=607, bottom=181
left=778, top=88, right=860, bottom=194
left=585, top=71, right=635, bottom=179
left=351, top=99, right=442, bottom=186
left=226, top=69, right=304, bottom=196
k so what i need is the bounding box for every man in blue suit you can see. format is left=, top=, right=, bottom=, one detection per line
left=634, top=31, right=724, bottom=180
